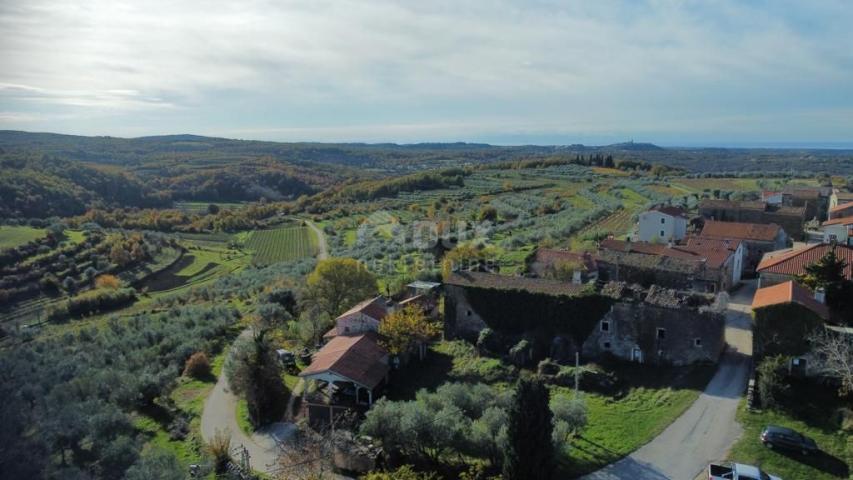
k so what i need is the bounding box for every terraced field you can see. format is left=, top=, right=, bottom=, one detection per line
left=245, top=225, right=317, bottom=265
left=0, top=225, right=46, bottom=249
left=570, top=208, right=635, bottom=250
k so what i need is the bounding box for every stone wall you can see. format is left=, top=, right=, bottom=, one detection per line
left=583, top=301, right=725, bottom=366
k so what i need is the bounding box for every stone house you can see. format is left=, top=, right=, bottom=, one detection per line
left=583, top=283, right=726, bottom=366
left=596, top=238, right=742, bottom=293
left=697, top=220, right=789, bottom=275
left=828, top=202, right=853, bottom=220
left=756, top=243, right=853, bottom=288
left=699, top=199, right=807, bottom=240
left=636, top=206, right=688, bottom=243
left=527, top=248, right=598, bottom=283
left=781, top=186, right=831, bottom=222
left=324, top=296, right=390, bottom=340
left=829, top=189, right=853, bottom=209
left=443, top=272, right=725, bottom=366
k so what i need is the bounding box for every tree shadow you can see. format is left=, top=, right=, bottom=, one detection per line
left=775, top=448, right=850, bottom=478
left=384, top=349, right=453, bottom=401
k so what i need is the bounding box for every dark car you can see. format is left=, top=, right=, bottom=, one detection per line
left=760, top=425, right=818, bottom=455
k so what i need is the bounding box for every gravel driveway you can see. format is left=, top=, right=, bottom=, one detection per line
left=581, top=281, right=756, bottom=480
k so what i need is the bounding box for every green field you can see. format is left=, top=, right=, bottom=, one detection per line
left=0, top=225, right=46, bottom=249
left=245, top=225, right=317, bottom=265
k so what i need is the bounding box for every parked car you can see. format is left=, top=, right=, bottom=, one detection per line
left=708, top=462, right=782, bottom=480
left=761, top=425, right=819, bottom=455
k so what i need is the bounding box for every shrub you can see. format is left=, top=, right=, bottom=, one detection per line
left=183, top=352, right=211, bottom=379
left=207, top=430, right=231, bottom=473
left=757, top=355, right=790, bottom=409
left=95, top=274, right=122, bottom=289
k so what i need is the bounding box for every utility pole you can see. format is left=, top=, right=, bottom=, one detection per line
left=574, top=351, right=580, bottom=398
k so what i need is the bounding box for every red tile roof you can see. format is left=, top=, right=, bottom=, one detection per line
left=822, top=215, right=853, bottom=227
left=651, top=206, right=687, bottom=219
left=534, top=248, right=598, bottom=272
left=829, top=203, right=853, bottom=213
left=599, top=238, right=735, bottom=269
left=299, top=332, right=389, bottom=389
left=752, top=281, right=829, bottom=320
left=699, top=220, right=782, bottom=242
left=757, top=243, right=853, bottom=280
left=336, top=296, right=388, bottom=322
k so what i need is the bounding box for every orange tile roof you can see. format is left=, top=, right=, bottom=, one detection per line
left=651, top=205, right=688, bottom=219
left=822, top=215, right=853, bottom=227
left=599, top=238, right=734, bottom=269
left=757, top=243, right=853, bottom=280
left=829, top=203, right=853, bottom=213
left=752, top=281, right=829, bottom=320
left=336, top=296, right=388, bottom=322
left=699, top=220, right=782, bottom=242
left=299, top=332, right=389, bottom=389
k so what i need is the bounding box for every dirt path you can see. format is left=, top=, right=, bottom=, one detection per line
left=303, top=219, right=329, bottom=260
left=581, top=281, right=756, bottom=480
left=200, top=220, right=327, bottom=474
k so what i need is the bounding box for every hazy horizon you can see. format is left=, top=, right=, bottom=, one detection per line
left=2, top=1, right=852, bottom=145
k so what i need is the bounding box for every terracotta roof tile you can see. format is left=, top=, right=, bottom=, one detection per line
left=829, top=203, right=853, bottom=213
left=599, top=238, right=734, bottom=269
left=752, top=281, right=829, bottom=320
left=699, top=220, right=782, bottom=242
left=757, top=243, right=853, bottom=280
left=337, top=296, right=388, bottom=322
left=822, top=215, right=853, bottom=227
left=651, top=205, right=688, bottom=219
left=299, top=332, right=389, bottom=389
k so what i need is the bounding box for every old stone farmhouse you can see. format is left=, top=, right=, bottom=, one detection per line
left=443, top=271, right=725, bottom=366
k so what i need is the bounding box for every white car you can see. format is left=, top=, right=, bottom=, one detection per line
left=708, top=462, right=782, bottom=480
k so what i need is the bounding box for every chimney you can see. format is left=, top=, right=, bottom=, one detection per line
left=814, top=287, right=826, bottom=304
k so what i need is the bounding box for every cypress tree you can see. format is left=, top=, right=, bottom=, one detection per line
left=503, top=377, right=555, bottom=480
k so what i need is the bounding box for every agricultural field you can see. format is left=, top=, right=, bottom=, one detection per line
left=245, top=225, right=318, bottom=265
left=0, top=225, right=46, bottom=249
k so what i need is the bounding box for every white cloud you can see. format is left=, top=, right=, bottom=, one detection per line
left=0, top=0, right=851, bottom=142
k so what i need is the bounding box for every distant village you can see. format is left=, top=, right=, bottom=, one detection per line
left=295, top=185, right=853, bottom=430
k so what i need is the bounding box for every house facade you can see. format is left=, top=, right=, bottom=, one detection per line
left=636, top=206, right=688, bottom=243
left=697, top=220, right=789, bottom=275
left=820, top=216, right=853, bottom=245
left=324, top=296, right=389, bottom=340
left=829, top=189, right=853, bottom=209
left=583, top=284, right=726, bottom=366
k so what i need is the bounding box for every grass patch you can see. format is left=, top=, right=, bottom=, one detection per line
left=0, top=225, right=46, bottom=249
left=236, top=399, right=254, bottom=436
left=727, top=380, right=851, bottom=480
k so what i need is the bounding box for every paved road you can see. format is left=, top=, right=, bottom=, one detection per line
left=200, top=220, right=328, bottom=474
left=200, top=329, right=297, bottom=475
left=582, top=281, right=756, bottom=480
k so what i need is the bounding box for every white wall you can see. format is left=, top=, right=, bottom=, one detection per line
left=822, top=224, right=850, bottom=244
left=637, top=211, right=687, bottom=243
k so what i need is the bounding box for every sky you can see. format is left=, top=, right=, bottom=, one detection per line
left=0, top=0, right=852, bottom=146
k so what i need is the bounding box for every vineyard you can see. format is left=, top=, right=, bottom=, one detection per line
left=245, top=225, right=318, bottom=265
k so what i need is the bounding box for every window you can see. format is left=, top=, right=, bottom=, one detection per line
left=694, top=338, right=702, bottom=347
left=603, top=342, right=611, bottom=349
left=656, top=328, right=666, bottom=340
left=466, top=310, right=472, bottom=317
left=600, top=320, right=610, bottom=332
left=660, top=217, right=666, bottom=224
left=660, top=230, right=665, bottom=237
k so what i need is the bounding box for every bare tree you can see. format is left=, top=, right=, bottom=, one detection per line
left=810, top=328, right=853, bottom=396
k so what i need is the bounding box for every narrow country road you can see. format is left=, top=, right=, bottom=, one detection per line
left=199, top=219, right=328, bottom=474
left=303, top=219, right=329, bottom=260
left=581, top=280, right=756, bottom=480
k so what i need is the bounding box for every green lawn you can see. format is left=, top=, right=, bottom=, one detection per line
left=558, top=363, right=715, bottom=477
left=728, top=381, right=851, bottom=480
left=0, top=225, right=46, bottom=249
left=386, top=340, right=715, bottom=478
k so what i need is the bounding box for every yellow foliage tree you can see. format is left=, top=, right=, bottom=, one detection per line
left=94, top=274, right=122, bottom=290
left=379, top=304, right=440, bottom=357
